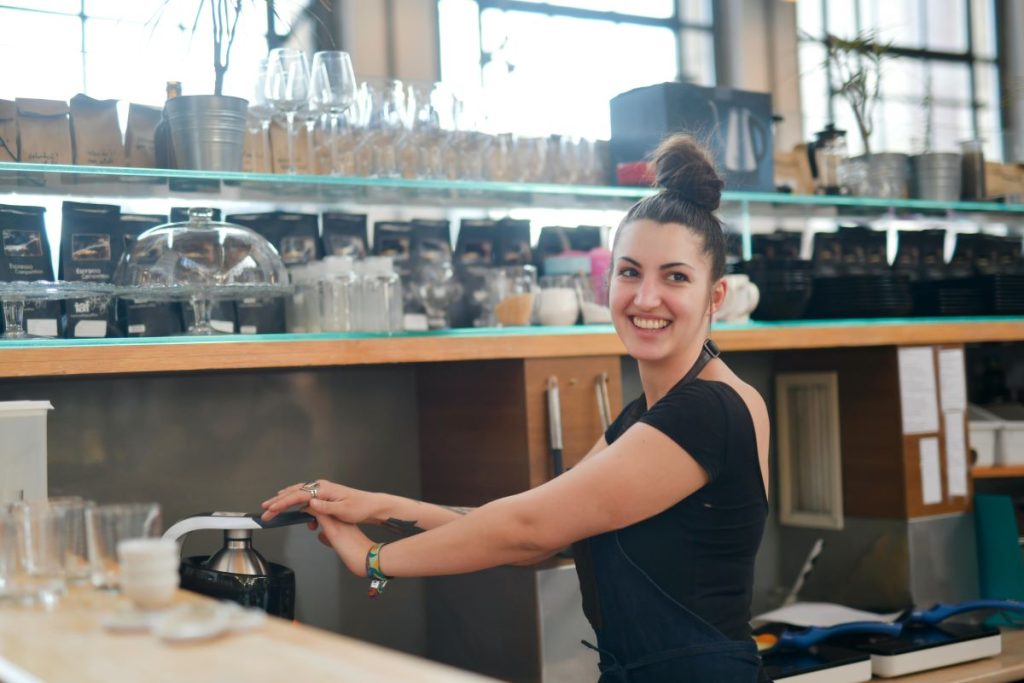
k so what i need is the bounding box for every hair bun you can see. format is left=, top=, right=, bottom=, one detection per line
left=652, top=134, right=723, bottom=211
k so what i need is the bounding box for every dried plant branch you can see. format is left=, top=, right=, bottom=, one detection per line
left=823, top=31, right=892, bottom=156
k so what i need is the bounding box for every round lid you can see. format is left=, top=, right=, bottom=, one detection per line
left=113, top=208, right=290, bottom=298
left=815, top=123, right=846, bottom=142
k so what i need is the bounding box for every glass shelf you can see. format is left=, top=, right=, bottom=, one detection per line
left=3, top=162, right=1024, bottom=214
left=0, top=316, right=1019, bottom=349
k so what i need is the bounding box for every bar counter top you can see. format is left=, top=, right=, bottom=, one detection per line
left=0, top=585, right=497, bottom=683
left=3, top=585, right=1024, bottom=682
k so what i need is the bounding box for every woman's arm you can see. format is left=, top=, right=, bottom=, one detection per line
left=312, top=425, right=708, bottom=578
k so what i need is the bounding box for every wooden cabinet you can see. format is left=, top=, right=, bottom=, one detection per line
left=417, top=356, right=623, bottom=505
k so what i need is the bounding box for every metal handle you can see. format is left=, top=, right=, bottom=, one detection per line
left=547, top=376, right=564, bottom=476
left=163, top=510, right=315, bottom=543
left=595, top=371, right=611, bottom=431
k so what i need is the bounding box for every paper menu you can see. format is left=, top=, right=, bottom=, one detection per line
left=919, top=437, right=943, bottom=505
left=938, top=348, right=968, bottom=413
left=898, top=347, right=940, bottom=435
left=944, top=412, right=968, bottom=497
left=751, top=602, right=903, bottom=628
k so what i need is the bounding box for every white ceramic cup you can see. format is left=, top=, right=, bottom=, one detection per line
left=715, top=274, right=760, bottom=323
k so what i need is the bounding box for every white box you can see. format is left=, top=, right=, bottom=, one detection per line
left=969, top=404, right=1003, bottom=468
left=981, top=403, right=1024, bottom=466
left=0, top=400, right=53, bottom=506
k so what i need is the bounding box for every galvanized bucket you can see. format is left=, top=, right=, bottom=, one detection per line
left=164, top=95, right=249, bottom=171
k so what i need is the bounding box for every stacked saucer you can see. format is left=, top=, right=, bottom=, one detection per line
left=117, top=538, right=179, bottom=610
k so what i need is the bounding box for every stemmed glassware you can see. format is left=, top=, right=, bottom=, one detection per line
left=246, top=58, right=273, bottom=172
left=308, top=51, right=357, bottom=175
left=264, top=48, right=310, bottom=174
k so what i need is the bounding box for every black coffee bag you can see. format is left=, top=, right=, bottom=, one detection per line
left=322, top=212, right=368, bottom=258
left=59, top=200, right=121, bottom=338
left=0, top=203, right=60, bottom=337
left=495, top=218, right=532, bottom=266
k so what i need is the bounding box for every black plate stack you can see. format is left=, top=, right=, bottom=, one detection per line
left=916, top=233, right=1024, bottom=316
left=805, top=226, right=914, bottom=319
left=741, top=231, right=814, bottom=321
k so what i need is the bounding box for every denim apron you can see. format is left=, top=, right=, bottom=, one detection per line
left=572, top=339, right=764, bottom=682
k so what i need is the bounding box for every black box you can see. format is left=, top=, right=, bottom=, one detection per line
left=58, top=200, right=121, bottom=338
left=609, top=82, right=774, bottom=191
left=0, top=203, right=60, bottom=337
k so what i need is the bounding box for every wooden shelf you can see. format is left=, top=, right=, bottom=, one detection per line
left=972, top=466, right=1024, bottom=479
left=0, top=318, right=1021, bottom=379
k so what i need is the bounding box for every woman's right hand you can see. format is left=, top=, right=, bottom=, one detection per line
left=260, top=480, right=385, bottom=526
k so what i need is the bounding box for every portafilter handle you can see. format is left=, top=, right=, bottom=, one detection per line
left=162, top=510, right=315, bottom=543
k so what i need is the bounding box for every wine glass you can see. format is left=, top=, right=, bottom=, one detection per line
left=264, top=48, right=310, bottom=174
left=246, top=58, right=273, bottom=172
left=309, top=51, right=357, bottom=175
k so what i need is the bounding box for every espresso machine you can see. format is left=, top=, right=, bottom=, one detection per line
left=163, top=510, right=313, bottom=619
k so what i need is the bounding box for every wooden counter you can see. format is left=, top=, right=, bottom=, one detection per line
left=0, top=586, right=497, bottom=683
left=0, top=318, right=1021, bottom=379
left=3, top=586, right=1024, bottom=683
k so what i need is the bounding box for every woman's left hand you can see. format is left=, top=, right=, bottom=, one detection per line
left=310, top=511, right=376, bottom=577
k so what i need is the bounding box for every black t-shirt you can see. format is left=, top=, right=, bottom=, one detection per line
left=604, top=379, right=768, bottom=642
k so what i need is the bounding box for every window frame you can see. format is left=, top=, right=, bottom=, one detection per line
left=441, top=0, right=717, bottom=92
left=798, top=0, right=1001, bottom=156
left=0, top=0, right=306, bottom=97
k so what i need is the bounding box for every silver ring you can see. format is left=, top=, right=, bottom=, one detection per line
left=301, top=480, right=320, bottom=499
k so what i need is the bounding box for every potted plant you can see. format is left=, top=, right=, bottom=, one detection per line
left=816, top=31, right=910, bottom=197
left=152, top=0, right=331, bottom=171
left=823, top=30, right=891, bottom=157
left=144, top=1, right=248, bottom=170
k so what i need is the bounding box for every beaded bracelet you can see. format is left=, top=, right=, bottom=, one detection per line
left=366, top=542, right=391, bottom=599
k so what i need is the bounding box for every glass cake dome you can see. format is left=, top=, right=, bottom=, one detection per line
left=114, top=207, right=290, bottom=335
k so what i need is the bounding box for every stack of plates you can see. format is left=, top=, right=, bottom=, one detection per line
left=910, top=278, right=988, bottom=316
left=985, top=273, right=1024, bottom=314
left=806, top=274, right=914, bottom=319
left=741, top=259, right=814, bottom=321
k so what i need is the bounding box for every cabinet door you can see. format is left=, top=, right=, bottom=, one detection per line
left=523, top=356, right=623, bottom=489
left=418, top=357, right=622, bottom=505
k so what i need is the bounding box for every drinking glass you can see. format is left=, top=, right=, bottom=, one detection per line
left=10, top=501, right=67, bottom=604
left=309, top=51, right=357, bottom=175
left=86, top=503, right=162, bottom=590
left=265, top=48, right=311, bottom=174
left=0, top=512, right=23, bottom=603
left=48, top=497, right=92, bottom=584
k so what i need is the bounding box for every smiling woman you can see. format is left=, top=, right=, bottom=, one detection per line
left=261, top=135, right=772, bottom=683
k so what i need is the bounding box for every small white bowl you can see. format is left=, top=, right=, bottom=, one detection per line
left=117, top=538, right=179, bottom=562
left=121, top=576, right=179, bottom=610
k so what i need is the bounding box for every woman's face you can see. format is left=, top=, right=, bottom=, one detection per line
left=609, top=219, right=724, bottom=365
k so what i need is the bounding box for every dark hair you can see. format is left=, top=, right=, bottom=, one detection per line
left=613, top=134, right=726, bottom=281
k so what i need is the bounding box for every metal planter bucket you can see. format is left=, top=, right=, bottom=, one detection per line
left=164, top=95, right=248, bottom=171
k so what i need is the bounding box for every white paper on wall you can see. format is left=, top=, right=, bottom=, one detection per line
left=898, top=347, right=940, bottom=435
left=944, top=412, right=969, bottom=497
left=938, top=348, right=968, bottom=413
left=919, top=437, right=943, bottom=505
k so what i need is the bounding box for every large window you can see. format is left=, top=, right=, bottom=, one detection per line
left=0, top=1, right=311, bottom=106
left=797, top=0, right=1002, bottom=160
left=437, top=0, right=716, bottom=140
